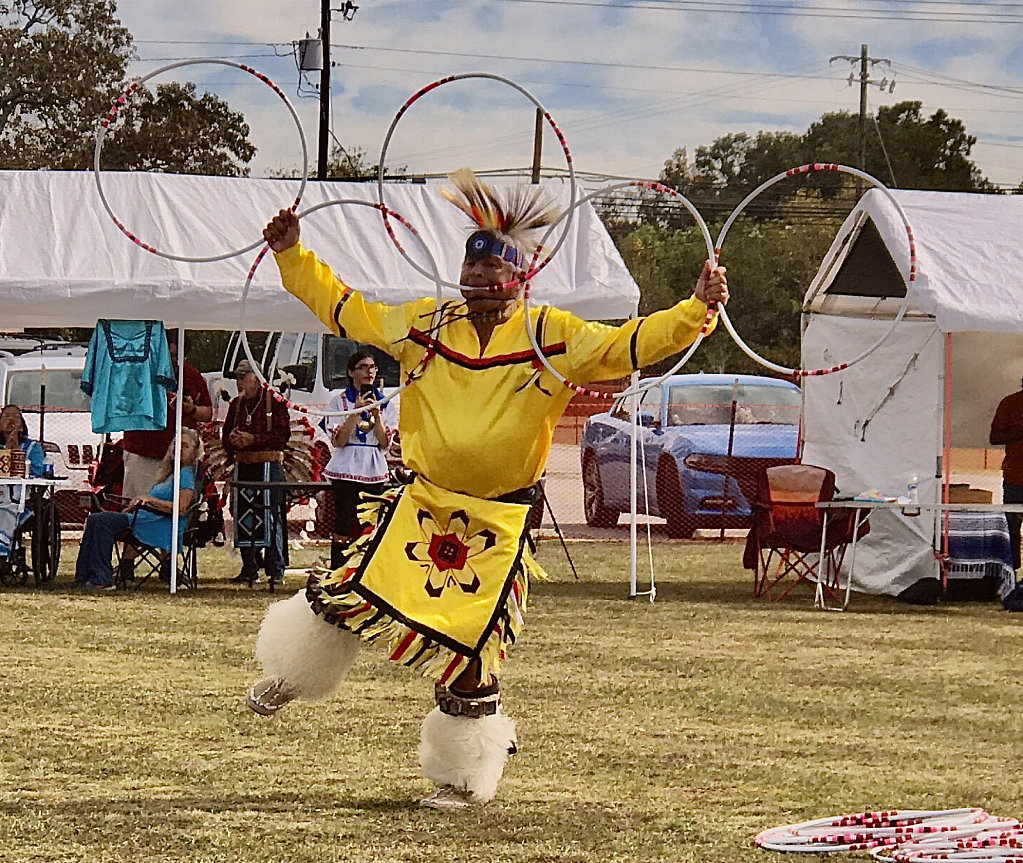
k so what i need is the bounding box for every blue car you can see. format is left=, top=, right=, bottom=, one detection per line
left=580, top=374, right=801, bottom=537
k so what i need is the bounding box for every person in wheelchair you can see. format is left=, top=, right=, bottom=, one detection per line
left=74, top=429, right=201, bottom=591
left=0, top=405, right=46, bottom=561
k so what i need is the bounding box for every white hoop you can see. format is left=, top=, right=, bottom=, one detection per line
left=94, top=59, right=308, bottom=263
left=237, top=199, right=444, bottom=419
left=522, top=180, right=717, bottom=400
left=376, top=72, right=577, bottom=293
left=714, top=163, right=917, bottom=378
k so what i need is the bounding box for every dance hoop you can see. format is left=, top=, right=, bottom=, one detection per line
left=756, top=808, right=1010, bottom=854
left=376, top=72, right=577, bottom=293
left=238, top=199, right=444, bottom=419
left=872, top=824, right=1023, bottom=863
left=522, top=180, right=718, bottom=400
left=94, top=59, right=309, bottom=263
left=713, top=163, right=917, bottom=378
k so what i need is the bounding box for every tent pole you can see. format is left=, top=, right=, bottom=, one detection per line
left=629, top=371, right=638, bottom=598
left=941, top=332, right=952, bottom=590
left=169, top=325, right=185, bottom=595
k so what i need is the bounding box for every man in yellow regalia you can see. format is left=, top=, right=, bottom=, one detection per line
left=246, top=170, right=729, bottom=810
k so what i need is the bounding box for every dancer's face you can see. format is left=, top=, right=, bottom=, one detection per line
left=459, top=254, right=522, bottom=310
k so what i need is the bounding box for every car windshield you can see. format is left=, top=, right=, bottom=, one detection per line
left=321, top=336, right=401, bottom=390
left=6, top=369, right=91, bottom=411
left=666, top=383, right=799, bottom=426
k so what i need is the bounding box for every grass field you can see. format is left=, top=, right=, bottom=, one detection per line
left=1, top=539, right=1021, bottom=863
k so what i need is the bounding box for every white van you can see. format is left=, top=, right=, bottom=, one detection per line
left=206, top=331, right=403, bottom=537
left=0, top=344, right=103, bottom=524
left=206, top=331, right=401, bottom=419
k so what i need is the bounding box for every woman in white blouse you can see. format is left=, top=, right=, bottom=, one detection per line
left=323, top=351, right=396, bottom=568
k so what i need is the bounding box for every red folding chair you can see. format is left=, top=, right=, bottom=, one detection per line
left=743, top=464, right=869, bottom=601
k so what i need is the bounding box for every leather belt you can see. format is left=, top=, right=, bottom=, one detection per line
left=234, top=451, right=284, bottom=464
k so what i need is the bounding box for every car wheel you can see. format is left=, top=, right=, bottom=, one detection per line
left=583, top=453, right=619, bottom=528
left=657, top=458, right=696, bottom=539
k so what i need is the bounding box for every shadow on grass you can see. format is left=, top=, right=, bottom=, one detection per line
left=0, top=792, right=416, bottom=817
left=533, top=576, right=945, bottom=615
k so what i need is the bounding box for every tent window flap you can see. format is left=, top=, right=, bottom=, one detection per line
left=824, top=218, right=906, bottom=299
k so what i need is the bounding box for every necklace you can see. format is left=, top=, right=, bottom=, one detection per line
left=241, top=394, right=261, bottom=427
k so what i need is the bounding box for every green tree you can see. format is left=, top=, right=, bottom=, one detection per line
left=271, top=143, right=405, bottom=181
left=0, top=0, right=255, bottom=173
left=615, top=207, right=841, bottom=376
left=0, top=0, right=132, bottom=169
left=101, top=82, right=255, bottom=175
left=803, top=100, right=993, bottom=191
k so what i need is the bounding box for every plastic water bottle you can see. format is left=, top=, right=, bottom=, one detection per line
left=904, top=475, right=920, bottom=516
left=42, top=454, right=55, bottom=479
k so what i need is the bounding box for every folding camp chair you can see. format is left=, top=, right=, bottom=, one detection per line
left=111, top=463, right=216, bottom=591
left=742, top=464, right=869, bottom=601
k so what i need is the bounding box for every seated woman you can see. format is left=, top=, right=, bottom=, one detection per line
left=75, top=428, right=200, bottom=591
left=0, top=405, right=46, bottom=559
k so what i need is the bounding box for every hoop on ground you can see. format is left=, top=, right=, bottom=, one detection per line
left=376, top=72, right=576, bottom=293
left=94, top=59, right=308, bottom=263
left=238, top=199, right=444, bottom=419
left=713, top=163, right=916, bottom=378
left=756, top=808, right=1010, bottom=854
left=522, top=180, right=717, bottom=401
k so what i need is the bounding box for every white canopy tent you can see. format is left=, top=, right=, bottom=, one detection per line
left=801, top=188, right=1023, bottom=596
left=0, top=170, right=641, bottom=593
left=0, top=171, right=639, bottom=327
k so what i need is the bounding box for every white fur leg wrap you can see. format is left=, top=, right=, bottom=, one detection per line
left=418, top=706, right=517, bottom=803
left=254, top=590, right=359, bottom=700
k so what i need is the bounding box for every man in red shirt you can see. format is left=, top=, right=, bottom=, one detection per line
left=121, top=329, right=213, bottom=499
left=989, top=380, right=1023, bottom=571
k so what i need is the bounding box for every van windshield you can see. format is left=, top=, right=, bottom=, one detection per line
left=6, top=370, right=91, bottom=411
left=322, top=336, right=401, bottom=390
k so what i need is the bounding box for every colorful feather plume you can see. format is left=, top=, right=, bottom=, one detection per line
left=440, top=167, right=561, bottom=257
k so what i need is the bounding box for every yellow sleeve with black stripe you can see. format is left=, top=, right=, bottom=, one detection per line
left=543, top=297, right=717, bottom=384
left=273, top=243, right=434, bottom=361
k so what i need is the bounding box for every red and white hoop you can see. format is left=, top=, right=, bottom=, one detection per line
left=376, top=72, right=577, bottom=293
left=93, top=59, right=309, bottom=263
left=714, top=163, right=917, bottom=378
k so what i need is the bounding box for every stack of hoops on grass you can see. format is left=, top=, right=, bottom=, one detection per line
left=756, top=808, right=1021, bottom=858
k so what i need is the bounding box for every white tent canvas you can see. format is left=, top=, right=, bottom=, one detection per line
left=0, top=171, right=640, bottom=330
left=801, top=189, right=1023, bottom=596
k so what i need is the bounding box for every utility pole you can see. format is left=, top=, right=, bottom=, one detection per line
left=318, top=0, right=331, bottom=180
left=316, top=0, right=359, bottom=180
left=829, top=44, right=893, bottom=196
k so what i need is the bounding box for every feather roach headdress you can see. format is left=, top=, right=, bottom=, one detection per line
left=439, top=167, right=562, bottom=270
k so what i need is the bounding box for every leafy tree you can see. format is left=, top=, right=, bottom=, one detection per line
left=803, top=100, right=993, bottom=192
left=0, top=0, right=132, bottom=169
left=0, top=0, right=254, bottom=174
left=101, top=82, right=255, bottom=175
left=271, top=143, right=405, bottom=181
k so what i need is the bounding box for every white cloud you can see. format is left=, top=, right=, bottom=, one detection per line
left=113, top=0, right=1023, bottom=189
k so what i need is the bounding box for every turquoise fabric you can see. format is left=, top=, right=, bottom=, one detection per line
left=81, top=321, right=175, bottom=433
left=132, top=467, right=195, bottom=551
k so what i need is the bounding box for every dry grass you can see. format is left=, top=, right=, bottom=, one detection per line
left=0, top=539, right=1021, bottom=863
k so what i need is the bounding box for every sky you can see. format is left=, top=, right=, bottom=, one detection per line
left=116, top=0, right=1023, bottom=191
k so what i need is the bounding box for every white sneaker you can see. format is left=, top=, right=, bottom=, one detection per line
left=419, top=785, right=474, bottom=810
left=246, top=677, right=297, bottom=716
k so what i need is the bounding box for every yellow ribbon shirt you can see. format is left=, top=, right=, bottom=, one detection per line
left=274, top=243, right=717, bottom=500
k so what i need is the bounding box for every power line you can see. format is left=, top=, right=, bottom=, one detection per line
left=332, top=42, right=829, bottom=79
left=494, top=0, right=1023, bottom=24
